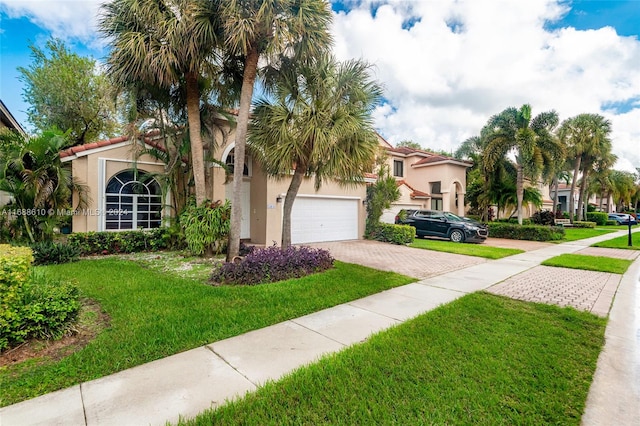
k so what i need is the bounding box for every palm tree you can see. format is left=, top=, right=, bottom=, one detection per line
left=0, top=129, right=87, bottom=242
left=609, top=170, right=637, bottom=212
left=220, top=0, right=333, bottom=259
left=248, top=53, right=383, bottom=248
left=483, top=104, right=561, bottom=224
left=558, top=113, right=612, bottom=222
left=99, top=0, right=223, bottom=206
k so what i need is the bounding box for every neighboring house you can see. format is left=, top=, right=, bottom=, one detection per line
left=377, top=137, right=472, bottom=223
left=61, top=116, right=366, bottom=246
left=549, top=183, right=613, bottom=215
left=0, top=100, right=27, bottom=207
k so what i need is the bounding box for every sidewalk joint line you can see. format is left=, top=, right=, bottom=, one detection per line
left=79, top=383, right=88, bottom=426
left=204, top=345, right=258, bottom=387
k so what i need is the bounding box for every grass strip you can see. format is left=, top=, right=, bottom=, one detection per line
left=542, top=254, right=632, bottom=274
left=555, top=228, right=616, bottom=243
left=410, top=238, right=523, bottom=259
left=179, top=293, right=606, bottom=425
left=592, top=231, right=640, bottom=250
left=0, top=259, right=414, bottom=406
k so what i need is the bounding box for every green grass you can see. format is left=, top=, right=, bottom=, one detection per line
left=555, top=227, right=616, bottom=243
left=0, top=258, right=414, bottom=407
left=410, top=238, right=524, bottom=259
left=179, top=293, right=606, bottom=425
left=592, top=231, right=640, bottom=250
left=542, top=254, right=633, bottom=274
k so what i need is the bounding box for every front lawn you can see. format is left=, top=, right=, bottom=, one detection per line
left=542, top=254, right=633, bottom=274
left=0, top=258, right=414, bottom=407
left=410, top=238, right=523, bottom=259
left=180, top=293, right=606, bottom=425
left=592, top=231, right=640, bottom=250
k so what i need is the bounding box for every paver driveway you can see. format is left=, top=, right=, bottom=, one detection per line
left=307, top=240, right=485, bottom=279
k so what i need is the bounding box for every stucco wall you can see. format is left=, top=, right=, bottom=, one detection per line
left=68, top=142, right=165, bottom=232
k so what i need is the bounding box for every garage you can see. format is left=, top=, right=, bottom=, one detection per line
left=291, top=196, right=359, bottom=244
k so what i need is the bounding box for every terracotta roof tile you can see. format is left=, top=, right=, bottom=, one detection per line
left=59, top=133, right=166, bottom=159
left=396, top=179, right=430, bottom=198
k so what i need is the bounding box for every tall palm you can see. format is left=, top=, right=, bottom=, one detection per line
left=559, top=114, right=612, bottom=221
left=249, top=53, right=383, bottom=248
left=99, top=0, right=222, bottom=205
left=483, top=105, right=561, bottom=225
left=220, top=0, right=333, bottom=259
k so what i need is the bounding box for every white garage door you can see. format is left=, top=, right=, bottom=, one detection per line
left=291, top=197, right=359, bottom=244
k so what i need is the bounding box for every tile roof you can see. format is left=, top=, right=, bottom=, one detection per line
left=59, top=131, right=165, bottom=159
left=397, top=179, right=430, bottom=198
left=386, top=146, right=472, bottom=167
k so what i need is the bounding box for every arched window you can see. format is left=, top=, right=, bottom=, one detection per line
left=224, top=147, right=250, bottom=176
left=105, top=170, right=162, bottom=230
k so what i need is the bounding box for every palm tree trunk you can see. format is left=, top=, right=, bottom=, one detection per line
left=569, top=157, right=581, bottom=223
left=281, top=166, right=306, bottom=249
left=553, top=176, right=559, bottom=216
left=577, top=170, right=589, bottom=221
left=227, top=46, right=259, bottom=261
left=516, top=163, right=524, bottom=225
left=185, top=71, right=206, bottom=205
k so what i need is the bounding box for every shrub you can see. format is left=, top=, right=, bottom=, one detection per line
left=0, top=246, right=79, bottom=351
left=67, top=228, right=171, bottom=255
left=586, top=212, right=608, bottom=226
left=366, top=223, right=414, bottom=245
left=31, top=241, right=80, bottom=265
left=180, top=200, right=231, bottom=256
left=487, top=223, right=565, bottom=241
left=0, top=245, right=33, bottom=289
left=573, top=221, right=596, bottom=228
left=210, top=245, right=334, bottom=285
left=605, top=220, right=617, bottom=226
left=531, top=210, right=555, bottom=226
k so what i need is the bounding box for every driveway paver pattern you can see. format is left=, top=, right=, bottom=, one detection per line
left=576, top=246, right=640, bottom=260
left=487, top=265, right=620, bottom=316
left=307, top=240, right=485, bottom=279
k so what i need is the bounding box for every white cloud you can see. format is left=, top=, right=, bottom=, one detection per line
left=332, top=0, right=640, bottom=169
left=2, top=0, right=638, bottom=170
left=0, top=0, right=103, bottom=45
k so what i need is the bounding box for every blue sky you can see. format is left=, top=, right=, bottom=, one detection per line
left=1, top=0, right=639, bottom=170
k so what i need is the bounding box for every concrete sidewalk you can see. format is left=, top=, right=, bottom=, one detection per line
left=1, top=230, right=639, bottom=425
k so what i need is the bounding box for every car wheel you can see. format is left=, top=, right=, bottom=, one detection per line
left=449, top=229, right=464, bottom=243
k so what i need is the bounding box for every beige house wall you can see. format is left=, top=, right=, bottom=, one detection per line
left=410, top=163, right=467, bottom=215
left=385, top=157, right=468, bottom=215
left=207, top=131, right=367, bottom=245
left=66, top=143, right=165, bottom=232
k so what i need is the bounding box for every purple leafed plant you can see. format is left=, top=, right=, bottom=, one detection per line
left=210, top=245, right=334, bottom=285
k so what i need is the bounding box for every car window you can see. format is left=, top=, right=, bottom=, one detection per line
left=415, top=211, right=430, bottom=218
left=443, top=212, right=463, bottom=221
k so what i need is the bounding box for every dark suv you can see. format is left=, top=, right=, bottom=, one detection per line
left=395, top=209, right=488, bottom=243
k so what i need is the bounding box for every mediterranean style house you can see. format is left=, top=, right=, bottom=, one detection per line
left=376, top=137, right=473, bottom=223
left=61, top=115, right=366, bottom=246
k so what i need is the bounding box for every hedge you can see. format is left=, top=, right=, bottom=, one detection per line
left=366, top=223, right=415, bottom=245
left=586, top=212, right=608, bottom=226
left=67, top=228, right=173, bottom=255
left=573, top=221, right=596, bottom=228
left=487, top=223, right=565, bottom=241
